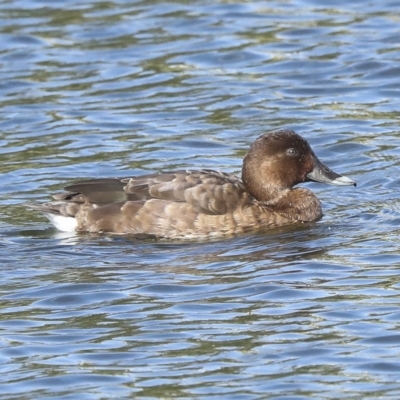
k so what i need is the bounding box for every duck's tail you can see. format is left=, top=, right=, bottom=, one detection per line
left=26, top=201, right=79, bottom=232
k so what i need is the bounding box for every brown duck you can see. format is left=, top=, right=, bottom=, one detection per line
left=28, top=129, right=356, bottom=239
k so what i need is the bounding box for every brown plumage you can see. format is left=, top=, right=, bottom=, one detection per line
left=27, top=129, right=356, bottom=239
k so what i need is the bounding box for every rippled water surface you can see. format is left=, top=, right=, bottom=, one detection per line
left=1, top=0, right=400, bottom=398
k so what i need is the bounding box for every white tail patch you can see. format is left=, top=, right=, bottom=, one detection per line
left=45, top=213, right=78, bottom=232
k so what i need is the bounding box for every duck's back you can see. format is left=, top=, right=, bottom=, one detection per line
left=30, top=170, right=261, bottom=238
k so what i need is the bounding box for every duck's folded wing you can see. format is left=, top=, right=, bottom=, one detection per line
left=55, top=179, right=127, bottom=204
left=61, top=170, right=246, bottom=215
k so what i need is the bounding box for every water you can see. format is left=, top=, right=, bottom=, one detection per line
left=1, top=0, right=400, bottom=398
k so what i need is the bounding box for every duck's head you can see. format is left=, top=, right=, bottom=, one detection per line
left=242, top=129, right=356, bottom=201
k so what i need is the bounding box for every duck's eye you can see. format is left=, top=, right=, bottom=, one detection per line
left=286, top=148, right=298, bottom=156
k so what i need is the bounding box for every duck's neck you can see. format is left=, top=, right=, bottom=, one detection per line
left=242, top=160, right=283, bottom=203
left=242, top=163, right=322, bottom=222
left=262, top=188, right=323, bottom=222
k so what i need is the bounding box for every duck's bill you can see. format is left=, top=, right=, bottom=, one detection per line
left=306, top=157, right=356, bottom=187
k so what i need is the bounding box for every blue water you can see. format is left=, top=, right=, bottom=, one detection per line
left=1, top=0, right=400, bottom=398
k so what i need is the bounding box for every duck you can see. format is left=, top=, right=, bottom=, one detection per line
left=28, top=129, right=356, bottom=239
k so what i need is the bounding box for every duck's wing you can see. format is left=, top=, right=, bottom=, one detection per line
left=59, top=170, right=246, bottom=215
